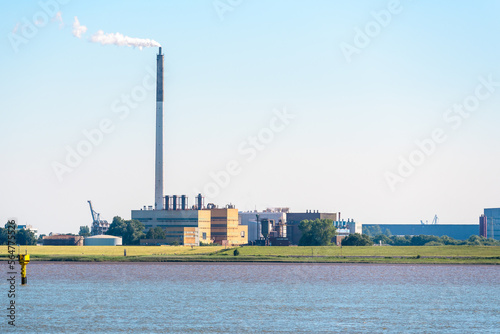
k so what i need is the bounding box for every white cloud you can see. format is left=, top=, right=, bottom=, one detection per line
left=72, top=16, right=87, bottom=38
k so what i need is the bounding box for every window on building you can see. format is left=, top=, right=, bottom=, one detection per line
left=241, top=231, right=245, bottom=237
left=202, top=232, right=207, bottom=240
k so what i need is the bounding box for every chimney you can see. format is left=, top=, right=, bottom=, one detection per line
left=155, top=47, right=164, bottom=210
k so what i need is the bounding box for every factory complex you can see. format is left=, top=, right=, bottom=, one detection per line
left=35, top=47, right=497, bottom=247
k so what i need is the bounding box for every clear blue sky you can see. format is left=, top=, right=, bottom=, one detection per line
left=1, top=0, right=500, bottom=235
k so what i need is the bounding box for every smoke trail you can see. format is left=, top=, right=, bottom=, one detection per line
left=90, top=30, right=161, bottom=49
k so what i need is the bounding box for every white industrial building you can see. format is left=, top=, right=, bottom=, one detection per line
left=239, top=208, right=288, bottom=242
left=17, top=224, right=38, bottom=238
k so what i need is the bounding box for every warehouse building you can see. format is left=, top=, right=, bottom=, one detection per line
left=43, top=235, right=84, bottom=246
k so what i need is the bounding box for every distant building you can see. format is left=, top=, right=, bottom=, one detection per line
left=362, top=224, right=478, bottom=240
left=479, top=215, right=487, bottom=238
left=43, top=235, right=84, bottom=246
left=91, top=220, right=110, bottom=236
left=483, top=208, right=500, bottom=240
left=334, top=219, right=362, bottom=237
left=286, top=211, right=337, bottom=245
left=17, top=224, right=38, bottom=238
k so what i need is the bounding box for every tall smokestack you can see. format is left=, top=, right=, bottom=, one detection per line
left=155, top=47, right=164, bottom=210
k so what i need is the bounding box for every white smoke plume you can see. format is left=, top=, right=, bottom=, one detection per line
left=72, top=16, right=87, bottom=38
left=89, top=30, right=161, bottom=49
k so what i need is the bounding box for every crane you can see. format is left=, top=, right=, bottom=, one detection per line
left=87, top=200, right=109, bottom=235
left=420, top=215, right=439, bottom=225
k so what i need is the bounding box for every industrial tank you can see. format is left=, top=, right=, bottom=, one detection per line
left=84, top=235, right=122, bottom=246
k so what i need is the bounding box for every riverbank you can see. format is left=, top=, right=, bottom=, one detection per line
left=1, top=245, right=499, bottom=264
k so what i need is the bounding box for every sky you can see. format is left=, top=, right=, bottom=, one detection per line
left=1, top=0, right=500, bottom=235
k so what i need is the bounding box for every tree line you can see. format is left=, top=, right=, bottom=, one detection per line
left=0, top=222, right=37, bottom=245
left=297, top=219, right=500, bottom=246
left=372, top=233, right=500, bottom=246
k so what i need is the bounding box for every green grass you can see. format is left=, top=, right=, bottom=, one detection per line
left=218, top=245, right=500, bottom=258
left=1, top=245, right=498, bottom=264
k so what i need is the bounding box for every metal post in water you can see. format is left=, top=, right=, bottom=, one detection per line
left=19, top=252, right=30, bottom=285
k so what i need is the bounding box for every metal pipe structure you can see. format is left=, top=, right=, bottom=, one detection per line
left=172, top=195, right=177, bottom=211
left=155, top=47, right=164, bottom=210
left=165, top=195, right=170, bottom=211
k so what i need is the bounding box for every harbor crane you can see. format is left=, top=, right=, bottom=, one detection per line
left=420, top=214, right=439, bottom=225
left=87, top=200, right=110, bottom=235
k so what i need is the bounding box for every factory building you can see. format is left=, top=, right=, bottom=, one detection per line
left=132, top=205, right=211, bottom=246
left=239, top=208, right=288, bottom=243
left=209, top=207, right=248, bottom=246
left=84, top=235, right=122, bottom=246
left=286, top=211, right=337, bottom=245
left=483, top=208, right=500, bottom=240
left=334, top=219, right=362, bottom=236
left=128, top=48, right=251, bottom=246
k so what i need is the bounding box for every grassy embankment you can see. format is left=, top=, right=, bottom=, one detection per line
left=0, top=245, right=499, bottom=264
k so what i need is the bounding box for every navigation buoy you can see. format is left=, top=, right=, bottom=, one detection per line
left=19, top=253, right=30, bottom=285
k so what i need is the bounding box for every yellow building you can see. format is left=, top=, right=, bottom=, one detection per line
left=209, top=208, right=248, bottom=246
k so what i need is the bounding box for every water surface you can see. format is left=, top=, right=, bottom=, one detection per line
left=3, top=262, right=499, bottom=333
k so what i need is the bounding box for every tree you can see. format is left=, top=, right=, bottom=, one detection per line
left=16, top=229, right=37, bottom=245
left=391, top=235, right=411, bottom=246
left=467, top=235, right=482, bottom=246
left=37, top=234, right=46, bottom=244
left=107, top=216, right=127, bottom=238
left=298, top=219, right=337, bottom=246
left=233, top=248, right=240, bottom=256
left=363, top=225, right=382, bottom=237
left=79, top=226, right=91, bottom=237
left=106, top=216, right=145, bottom=245
left=373, top=234, right=392, bottom=245
left=341, top=233, right=373, bottom=246
left=410, top=235, right=441, bottom=246
left=146, top=226, right=166, bottom=239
